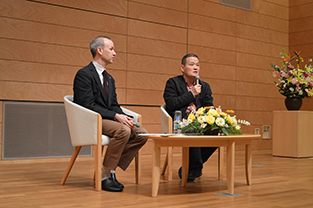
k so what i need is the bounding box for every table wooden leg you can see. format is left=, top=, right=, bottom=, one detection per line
left=226, top=141, right=235, bottom=195
left=152, top=140, right=161, bottom=197
left=181, top=147, right=189, bottom=187
left=245, top=144, right=252, bottom=185
left=168, top=147, right=173, bottom=181
left=218, top=146, right=224, bottom=180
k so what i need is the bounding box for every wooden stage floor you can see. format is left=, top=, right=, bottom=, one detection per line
left=1, top=150, right=313, bottom=207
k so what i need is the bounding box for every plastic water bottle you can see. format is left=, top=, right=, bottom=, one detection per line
left=173, top=110, right=182, bottom=134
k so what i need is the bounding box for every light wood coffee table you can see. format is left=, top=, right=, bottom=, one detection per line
left=146, top=134, right=261, bottom=197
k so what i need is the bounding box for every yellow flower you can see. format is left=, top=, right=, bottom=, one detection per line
left=226, top=115, right=233, bottom=125
left=235, top=125, right=241, bottom=130
left=197, top=116, right=206, bottom=124
left=219, top=112, right=227, bottom=117
left=187, top=113, right=195, bottom=123
left=205, top=115, right=215, bottom=125
left=226, top=110, right=234, bottom=114
left=196, top=107, right=205, bottom=116
left=208, top=109, right=218, bottom=117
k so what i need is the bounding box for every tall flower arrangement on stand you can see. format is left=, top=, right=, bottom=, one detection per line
left=180, top=106, right=250, bottom=135
left=271, top=49, right=313, bottom=98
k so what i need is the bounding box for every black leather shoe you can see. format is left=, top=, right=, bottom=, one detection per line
left=101, top=178, right=123, bottom=192
left=178, top=167, right=202, bottom=182
left=110, top=172, right=124, bottom=188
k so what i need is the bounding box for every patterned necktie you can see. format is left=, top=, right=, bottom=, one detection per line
left=102, top=70, right=109, bottom=101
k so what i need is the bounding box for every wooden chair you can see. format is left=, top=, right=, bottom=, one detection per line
left=60, top=95, right=141, bottom=191
left=160, top=103, right=224, bottom=180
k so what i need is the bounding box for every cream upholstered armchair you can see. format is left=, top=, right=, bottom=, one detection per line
left=60, top=95, right=141, bottom=191
left=160, top=103, right=224, bottom=180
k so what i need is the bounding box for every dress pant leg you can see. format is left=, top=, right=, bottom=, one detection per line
left=200, top=147, right=218, bottom=164
left=118, top=126, right=148, bottom=170
left=188, top=147, right=203, bottom=170
left=101, top=119, right=131, bottom=170
left=189, top=147, right=218, bottom=170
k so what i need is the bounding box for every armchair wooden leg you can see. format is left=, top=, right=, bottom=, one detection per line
left=60, top=146, right=82, bottom=185
left=135, top=150, right=141, bottom=184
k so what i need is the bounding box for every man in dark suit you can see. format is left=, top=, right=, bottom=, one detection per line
left=163, top=54, right=217, bottom=182
left=73, top=36, right=148, bottom=192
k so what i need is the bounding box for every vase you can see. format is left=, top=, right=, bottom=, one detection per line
left=284, top=96, right=302, bottom=111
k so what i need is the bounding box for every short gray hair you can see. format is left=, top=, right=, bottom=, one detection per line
left=90, top=36, right=112, bottom=57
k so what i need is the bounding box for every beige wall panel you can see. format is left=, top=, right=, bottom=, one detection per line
left=237, top=38, right=284, bottom=57
left=289, top=30, right=313, bottom=46
left=258, top=1, right=288, bottom=19
left=0, top=0, right=127, bottom=34
left=237, top=10, right=288, bottom=33
left=211, top=95, right=236, bottom=109
left=126, top=72, right=171, bottom=91
left=142, top=124, right=162, bottom=134
left=127, top=54, right=181, bottom=75
left=290, top=17, right=313, bottom=33
left=0, top=18, right=126, bottom=53
left=128, top=1, right=187, bottom=27
left=120, top=106, right=160, bottom=125
left=206, top=78, right=236, bottom=95
left=108, top=70, right=127, bottom=89
left=236, top=67, right=274, bottom=85
left=302, top=98, right=313, bottom=110
left=116, top=89, right=126, bottom=104
left=130, top=0, right=187, bottom=11
left=264, top=0, right=288, bottom=7
left=128, top=19, right=187, bottom=44
left=236, top=82, right=278, bottom=98
left=236, top=97, right=285, bottom=111
left=0, top=39, right=126, bottom=70
left=126, top=89, right=163, bottom=105
left=128, top=37, right=186, bottom=59
left=200, top=63, right=236, bottom=81
left=236, top=110, right=274, bottom=126
left=0, top=81, right=72, bottom=102
left=237, top=52, right=282, bottom=71
left=188, top=29, right=237, bottom=51
left=36, top=0, right=127, bottom=17
left=289, top=1, right=313, bottom=19
left=188, top=45, right=236, bottom=65
left=189, top=0, right=236, bottom=21
left=0, top=17, right=127, bottom=53
left=188, top=14, right=236, bottom=36
left=237, top=24, right=288, bottom=46
left=290, top=0, right=312, bottom=7
left=0, top=60, right=76, bottom=85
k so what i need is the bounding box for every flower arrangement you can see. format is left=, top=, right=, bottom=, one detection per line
left=180, top=106, right=250, bottom=136
left=271, top=49, right=313, bottom=98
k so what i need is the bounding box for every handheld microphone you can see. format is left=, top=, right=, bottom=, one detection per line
left=133, top=121, right=141, bottom=127
left=195, top=75, right=200, bottom=85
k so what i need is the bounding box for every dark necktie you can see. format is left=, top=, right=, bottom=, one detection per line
left=102, top=70, right=109, bottom=101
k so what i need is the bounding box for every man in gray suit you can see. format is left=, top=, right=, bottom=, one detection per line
left=74, top=36, right=148, bottom=192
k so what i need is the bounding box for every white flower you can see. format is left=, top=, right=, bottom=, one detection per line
left=200, top=123, right=207, bottom=129
left=197, top=116, right=206, bottom=124
left=215, top=117, right=225, bottom=127
left=289, top=87, right=294, bottom=92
